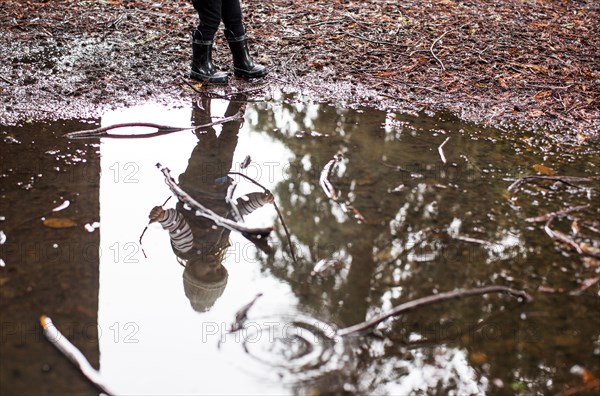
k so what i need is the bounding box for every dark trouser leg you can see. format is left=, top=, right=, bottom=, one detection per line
left=221, top=0, right=244, bottom=37
left=191, top=0, right=222, bottom=40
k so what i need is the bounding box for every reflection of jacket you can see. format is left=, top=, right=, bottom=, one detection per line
left=158, top=192, right=273, bottom=257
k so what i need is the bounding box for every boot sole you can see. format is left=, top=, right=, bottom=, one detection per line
left=233, top=68, right=268, bottom=79
left=190, top=71, right=229, bottom=84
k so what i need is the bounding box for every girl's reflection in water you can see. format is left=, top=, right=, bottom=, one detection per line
left=149, top=98, right=272, bottom=312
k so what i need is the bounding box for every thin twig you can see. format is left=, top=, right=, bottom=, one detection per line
left=437, top=136, right=450, bottom=164
left=343, top=32, right=410, bottom=47
left=139, top=195, right=172, bottom=258
left=544, top=219, right=600, bottom=259
left=452, top=234, right=494, bottom=246
left=569, top=277, right=600, bottom=296
left=430, top=29, right=454, bottom=71
left=507, top=175, right=598, bottom=192
left=544, top=218, right=586, bottom=256
left=226, top=181, right=244, bottom=223
left=0, top=75, right=14, bottom=85
left=336, top=286, right=532, bottom=337
left=65, top=111, right=243, bottom=139
left=525, top=204, right=590, bottom=223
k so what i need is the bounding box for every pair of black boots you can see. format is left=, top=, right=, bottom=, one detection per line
left=190, top=30, right=267, bottom=83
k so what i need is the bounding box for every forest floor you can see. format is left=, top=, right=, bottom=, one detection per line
left=0, top=0, right=598, bottom=142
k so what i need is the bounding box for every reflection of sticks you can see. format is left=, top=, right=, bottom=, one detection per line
left=229, top=293, right=263, bottom=332
left=228, top=171, right=297, bottom=264
left=226, top=182, right=244, bottom=223
left=544, top=218, right=583, bottom=254
left=437, top=136, right=450, bottom=164
left=40, top=315, right=116, bottom=396
left=507, top=175, right=598, bottom=192
left=65, top=111, right=243, bottom=139
left=544, top=218, right=600, bottom=259
left=320, top=154, right=367, bottom=223
left=525, top=204, right=590, bottom=223
left=67, top=122, right=191, bottom=139
left=452, top=234, right=494, bottom=246
left=336, top=286, right=532, bottom=337
left=544, top=218, right=582, bottom=254
left=569, top=277, right=600, bottom=296
left=319, top=154, right=342, bottom=200
left=340, top=202, right=366, bottom=222
left=158, top=164, right=273, bottom=236
left=139, top=196, right=172, bottom=258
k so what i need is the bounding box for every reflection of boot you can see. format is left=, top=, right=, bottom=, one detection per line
left=190, top=31, right=228, bottom=83
left=225, top=29, right=268, bottom=79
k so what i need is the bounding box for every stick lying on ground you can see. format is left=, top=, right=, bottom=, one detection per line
left=40, top=315, right=116, bottom=396
left=157, top=164, right=273, bottom=237
left=64, top=110, right=243, bottom=139
left=336, top=285, right=532, bottom=337
left=507, top=175, right=599, bottom=192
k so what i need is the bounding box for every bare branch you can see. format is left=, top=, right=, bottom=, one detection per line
left=438, top=136, right=450, bottom=164
left=65, top=110, right=243, bottom=139
left=337, top=286, right=532, bottom=337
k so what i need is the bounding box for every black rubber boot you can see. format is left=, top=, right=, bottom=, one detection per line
left=224, top=29, right=268, bottom=78
left=190, top=32, right=228, bottom=83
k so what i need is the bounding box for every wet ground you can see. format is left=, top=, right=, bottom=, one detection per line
left=1, top=94, right=599, bottom=395
left=1, top=0, right=599, bottom=141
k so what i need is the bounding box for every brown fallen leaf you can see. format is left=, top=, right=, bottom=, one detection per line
left=470, top=352, right=488, bottom=364
left=43, top=218, right=77, bottom=229
left=579, top=242, right=600, bottom=258
left=534, top=90, right=552, bottom=100
left=556, top=366, right=600, bottom=396
left=497, top=77, right=509, bottom=90
left=528, top=109, right=544, bottom=118
left=532, top=164, right=556, bottom=176
left=582, top=257, right=600, bottom=267
left=571, top=220, right=580, bottom=236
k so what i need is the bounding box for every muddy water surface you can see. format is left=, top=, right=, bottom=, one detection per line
left=1, top=96, right=599, bottom=395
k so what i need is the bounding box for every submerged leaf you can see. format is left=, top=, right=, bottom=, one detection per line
left=43, top=218, right=77, bottom=229
left=532, top=164, right=556, bottom=176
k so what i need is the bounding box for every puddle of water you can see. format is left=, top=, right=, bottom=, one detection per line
left=1, top=95, right=599, bottom=395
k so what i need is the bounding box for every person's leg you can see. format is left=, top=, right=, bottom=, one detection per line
left=191, top=0, right=222, bottom=40
left=189, top=0, right=228, bottom=82
left=220, top=0, right=244, bottom=38
left=221, top=0, right=268, bottom=78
